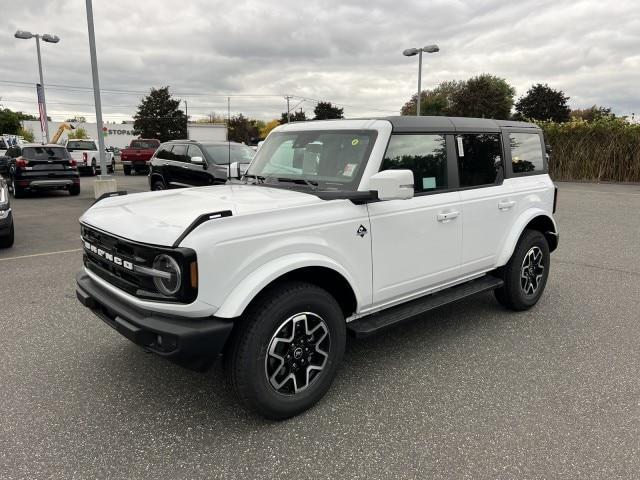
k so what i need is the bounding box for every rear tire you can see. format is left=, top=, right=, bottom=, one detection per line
left=224, top=281, right=346, bottom=420
left=123, top=165, right=131, bottom=176
left=494, top=229, right=550, bottom=311
left=0, top=222, right=14, bottom=248
left=90, top=163, right=97, bottom=176
left=69, top=183, right=80, bottom=196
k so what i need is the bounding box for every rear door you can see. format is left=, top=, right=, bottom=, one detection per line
left=456, top=133, right=515, bottom=274
left=368, top=133, right=463, bottom=306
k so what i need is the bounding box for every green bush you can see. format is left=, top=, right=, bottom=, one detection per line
left=538, top=118, right=640, bottom=182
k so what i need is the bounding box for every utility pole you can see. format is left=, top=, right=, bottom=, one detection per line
left=227, top=96, right=231, bottom=141
left=285, top=95, right=292, bottom=123
left=184, top=100, right=188, bottom=139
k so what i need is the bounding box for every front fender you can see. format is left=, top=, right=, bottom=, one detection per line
left=213, top=253, right=363, bottom=318
left=496, top=209, right=558, bottom=267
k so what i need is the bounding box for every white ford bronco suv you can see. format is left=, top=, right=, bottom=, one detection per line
left=76, top=116, right=558, bottom=419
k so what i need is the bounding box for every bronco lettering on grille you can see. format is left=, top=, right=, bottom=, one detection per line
left=83, top=240, right=134, bottom=270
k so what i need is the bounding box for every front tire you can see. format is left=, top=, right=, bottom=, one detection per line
left=224, top=282, right=346, bottom=420
left=10, top=178, right=24, bottom=199
left=0, top=222, right=14, bottom=248
left=495, top=229, right=550, bottom=311
left=151, top=179, right=166, bottom=191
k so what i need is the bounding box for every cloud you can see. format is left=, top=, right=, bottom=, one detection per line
left=1, top=0, right=639, bottom=121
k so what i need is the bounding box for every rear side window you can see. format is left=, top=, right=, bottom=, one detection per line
left=381, top=134, right=447, bottom=193
left=155, top=145, right=174, bottom=160
left=456, top=134, right=503, bottom=187
left=22, top=146, right=70, bottom=160
left=509, top=133, right=544, bottom=174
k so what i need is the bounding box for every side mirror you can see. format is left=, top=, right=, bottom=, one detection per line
left=368, top=170, right=414, bottom=200
left=228, top=161, right=242, bottom=179
left=191, top=156, right=205, bottom=166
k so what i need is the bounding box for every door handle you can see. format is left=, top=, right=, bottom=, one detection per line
left=182, top=165, right=190, bottom=168
left=498, top=200, right=516, bottom=210
left=163, top=162, right=169, bottom=166
left=437, top=210, right=460, bottom=223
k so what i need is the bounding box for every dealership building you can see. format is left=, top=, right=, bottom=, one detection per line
left=21, top=121, right=228, bottom=148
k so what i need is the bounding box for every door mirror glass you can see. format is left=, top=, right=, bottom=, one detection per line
left=368, top=170, right=414, bottom=200
left=191, top=156, right=204, bottom=165
left=228, top=161, right=242, bottom=179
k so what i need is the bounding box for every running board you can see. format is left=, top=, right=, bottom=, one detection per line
left=347, top=276, right=504, bottom=338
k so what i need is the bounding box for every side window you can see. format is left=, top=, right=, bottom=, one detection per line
left=456, top=134, right=503, bottom=187
left=171, top=144, right=188, bottom=162
left=381, top=134, right=447, bottom=193
left=509, top=133, right=544, bottom=174
left=187, top=145, right=205, bottom=162
left=155, top=145, right=174, bottom=160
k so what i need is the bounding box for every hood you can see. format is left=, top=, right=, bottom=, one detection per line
left=80, top=184, right=323, bottom=246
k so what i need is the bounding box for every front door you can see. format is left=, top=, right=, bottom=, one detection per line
left=368, top=133, right=462, bottom=306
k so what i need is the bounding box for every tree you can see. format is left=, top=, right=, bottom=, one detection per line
left=67, top=127, right=89, bottom=139
left=515, top=83, right=571, bottom=122
left=228, top=114, right=261, bottom=144
left=571, top=105, right=615, bottom=122
left=400, top=81, right=463, bottom=116
left=313, top=101, right=344, bottom=120
left=133, top=86, right=187, bottom=141
left=18, top=127, right=34, bottom=142
left=448, top=74, right=515, bottom=119
left=280, top=109, right=307, bottom=123
left=260, top=119, right=280, bottom=138
left=0, top=108, right=22, bottom=135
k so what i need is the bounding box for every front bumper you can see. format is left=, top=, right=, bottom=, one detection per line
left=76, top=271, right=234, bottom=365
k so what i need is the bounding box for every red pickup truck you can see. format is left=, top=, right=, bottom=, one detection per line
left=120, top=139, right=160, bottom=175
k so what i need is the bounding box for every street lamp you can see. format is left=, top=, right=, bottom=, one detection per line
left=403, top=44, right=439, bottom=116
left=14, top=30, right=60, bottom=142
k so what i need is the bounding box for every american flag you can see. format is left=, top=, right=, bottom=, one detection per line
left=36, top=84, right=46, bottom=140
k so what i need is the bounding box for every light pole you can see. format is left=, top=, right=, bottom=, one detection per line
left=403, top=44, right=439, bottom=116
left=14, top=30, right=60, bottom=143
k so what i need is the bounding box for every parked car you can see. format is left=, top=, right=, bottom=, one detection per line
left=148, top=140, right=255, bottom=190
left=0, top=178, right=14, bottom=247
left=64, top=138, right=115, bottom=176
left=6, top=143, right=80, bottom=197
left=120, top=139, right=160, bottom=175
left=76, top=116, right=558, bottom=419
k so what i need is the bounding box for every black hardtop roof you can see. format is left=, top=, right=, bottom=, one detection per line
left=383, top=115, right=539, bottom=133
left=165, top=139, right=246, bottom=146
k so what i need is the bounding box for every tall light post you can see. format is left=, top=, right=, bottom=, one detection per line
left=403, top=44, right=439, bottom=116
left=85, top=0, right=116, bottom=197
left=14, top=30, right=60, bottom=143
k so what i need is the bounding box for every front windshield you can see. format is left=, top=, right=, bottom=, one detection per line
left=67, top=140, right=97, bottom=151
left=246, top=130, right=376, bottom=190
left=204, top=144, right=255, bottom=164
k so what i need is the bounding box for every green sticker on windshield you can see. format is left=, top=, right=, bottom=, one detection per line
left=351, top=138, right=359, bottom=146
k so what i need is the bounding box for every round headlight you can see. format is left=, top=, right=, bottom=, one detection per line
left=152, top=254, right=182, bottom=296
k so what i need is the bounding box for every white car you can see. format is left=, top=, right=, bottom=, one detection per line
left=76, top=116, right=558, bottom=419
left=64, top=138, right=114, bottom=176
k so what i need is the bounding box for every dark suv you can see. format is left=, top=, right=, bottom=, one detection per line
left=148, top=140, right=255, bottom=190
left=5, top=144, right=80, bottom=198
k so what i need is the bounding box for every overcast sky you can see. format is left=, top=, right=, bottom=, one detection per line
left=1, top=0, right=639, bottom=123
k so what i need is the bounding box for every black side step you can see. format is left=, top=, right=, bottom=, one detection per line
left=347, top=275, right=504, bottom=338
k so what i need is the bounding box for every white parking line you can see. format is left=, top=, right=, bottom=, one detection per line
left=0, top=248, right=82, bottom=262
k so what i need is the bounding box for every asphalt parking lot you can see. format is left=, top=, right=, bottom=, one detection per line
left=1, top=176, right=639, bottom=479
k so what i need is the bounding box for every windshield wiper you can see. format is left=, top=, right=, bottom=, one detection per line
left=243, top=173, right=266, bottom=183
left=271, top=177, right=318, bottom=189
